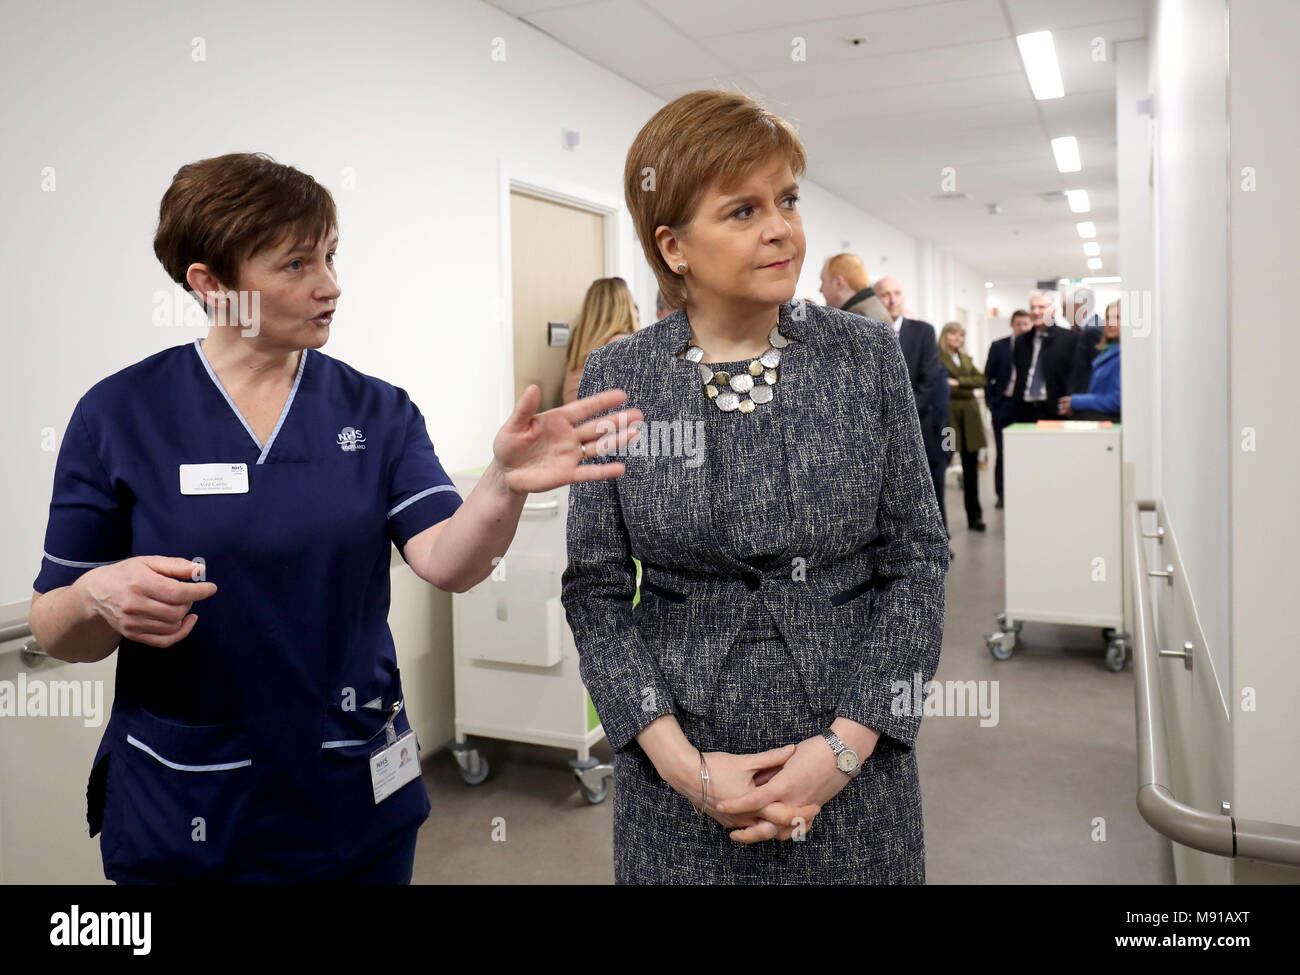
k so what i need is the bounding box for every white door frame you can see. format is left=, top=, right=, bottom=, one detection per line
left=496, top=158, right=633, bottom=421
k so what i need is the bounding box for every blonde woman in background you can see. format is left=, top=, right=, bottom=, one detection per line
left=938, top=321, right=987, bottom=532
left=562, top=277, right=639, bottom=405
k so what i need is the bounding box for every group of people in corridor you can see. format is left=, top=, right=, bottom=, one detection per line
left=561, top=258, right=1123, bottom=553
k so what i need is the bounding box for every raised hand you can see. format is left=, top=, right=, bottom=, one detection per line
left=492, top=384, right=643, bottom=493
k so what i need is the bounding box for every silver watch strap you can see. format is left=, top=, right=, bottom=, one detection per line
left=823, top=730, right=859, bottom=776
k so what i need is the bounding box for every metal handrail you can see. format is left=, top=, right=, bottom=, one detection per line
left=1131, top=498, right=1300, bottom=865
left=0, top=620, right=32, bottom=645
left=0, top=618, right=48, bottom=665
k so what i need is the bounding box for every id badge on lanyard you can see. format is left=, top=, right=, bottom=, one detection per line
left=370, top=700, right=421, bottom=804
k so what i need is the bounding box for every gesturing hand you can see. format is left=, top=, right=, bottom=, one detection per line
left=492, top=384, right=643, bottom=494
left=77, top=556, right=218, bottom=648
left=714, top=734, right=854, bottom=843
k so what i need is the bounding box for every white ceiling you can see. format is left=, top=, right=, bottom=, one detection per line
left=484, top=0, right=1150, bottom=281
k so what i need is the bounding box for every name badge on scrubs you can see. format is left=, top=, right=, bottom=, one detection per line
left=179, top=463, right=249, bottom=495
left=370, top=702, right=421, bottom=804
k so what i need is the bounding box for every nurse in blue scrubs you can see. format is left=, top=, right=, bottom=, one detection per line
left=26, top=152, right=642, bottom=884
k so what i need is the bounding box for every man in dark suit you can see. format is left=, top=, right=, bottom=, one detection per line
left=1013, top=291, right=1079, bottom=422
left=985, top=309, right=1032, bottom=507
left=823, top=263, right=939, bottom=439
left=872, top=277, right=946, bottom=532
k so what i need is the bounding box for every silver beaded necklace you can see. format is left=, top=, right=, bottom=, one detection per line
left=679, top=325, right=790, bottom=413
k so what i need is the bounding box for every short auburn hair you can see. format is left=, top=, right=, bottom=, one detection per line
left=824, top=253, right=869, bottom=291
left=154, top=152, right=338, bottom=307
left=624, top=90, right=807, bottom=309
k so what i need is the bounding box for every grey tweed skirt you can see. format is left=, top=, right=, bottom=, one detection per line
left=612, top=614, right=926, bottom=884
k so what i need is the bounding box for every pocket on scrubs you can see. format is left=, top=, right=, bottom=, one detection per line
left=320, top=673, right=430, bottom=864
left=102, top=707, right=254, bottom=882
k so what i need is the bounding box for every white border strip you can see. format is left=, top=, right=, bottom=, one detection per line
left=126, top=734, right=252, bottom=772
left=388, top=484, right=460, bottom=518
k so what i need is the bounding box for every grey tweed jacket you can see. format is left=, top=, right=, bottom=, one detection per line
left=560, top=299, right=949, bottom=755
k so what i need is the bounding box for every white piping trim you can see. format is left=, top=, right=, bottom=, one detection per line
left=126, top=734, right=252, bottom=772
left=257, top=345, right=308, bottom=465
left=192, top=338, right=309, bottom=465
left=44, top=551, right=120, bottom=569
left=321, top=699, right=405, bottom=749
left=388, top=484, right=460, bottom=518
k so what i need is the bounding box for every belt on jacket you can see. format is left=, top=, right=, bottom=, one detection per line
left=640, top=563, right=876, bottom=605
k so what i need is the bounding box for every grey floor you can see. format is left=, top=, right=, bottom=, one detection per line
left=410, top=455, right=1175, bottom=884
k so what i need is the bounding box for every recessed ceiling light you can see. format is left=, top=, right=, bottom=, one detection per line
left=1083, top=242, right=1101, bottom=256
left=1016, top=31, right=1065, bottom=100
left=1051, top=136, right=1081, bottom=173
left=1065, top=189, right=1091, bottom=213
left=1076, top=221, right=1097, bottom=238
left=985, top=282, right=994, bottom=288
left=1087, top=257, right=1103, bottom=270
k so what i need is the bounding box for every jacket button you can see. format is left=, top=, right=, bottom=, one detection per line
left=744, top=575, right=761, bottom=591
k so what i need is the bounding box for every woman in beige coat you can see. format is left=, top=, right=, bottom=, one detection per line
left=939, top=322, right=987, bottom=531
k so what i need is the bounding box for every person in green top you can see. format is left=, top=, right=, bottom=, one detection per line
left=939, top=321, right=987, bottom=531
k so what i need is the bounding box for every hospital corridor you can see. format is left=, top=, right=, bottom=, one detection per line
left=0, top=0, right=1296, bottom=951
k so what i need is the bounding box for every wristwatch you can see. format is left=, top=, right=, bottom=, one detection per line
left=822, top=730, right=860, bottom=778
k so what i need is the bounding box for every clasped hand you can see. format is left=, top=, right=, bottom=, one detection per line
left=670, top=736, right=855, bottom=844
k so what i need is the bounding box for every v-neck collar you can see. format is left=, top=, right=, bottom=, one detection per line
left=193, top=338, right=309, bottom=465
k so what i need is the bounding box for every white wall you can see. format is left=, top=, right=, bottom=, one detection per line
left=1149, top=0, right=1231, bottom=679
left=0, top=0, right=989, bottom=607
left=1116, top=40, right=1157, bottom=502
left=1226, top=0, right=1300, bottom=855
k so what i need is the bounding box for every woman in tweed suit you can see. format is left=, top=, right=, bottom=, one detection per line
left=560, top=90, right=950, bottom=884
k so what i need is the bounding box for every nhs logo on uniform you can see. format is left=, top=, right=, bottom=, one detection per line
left=337, top=426, right=366, bottom=451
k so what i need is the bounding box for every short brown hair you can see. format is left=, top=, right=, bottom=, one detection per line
left=154, top=152, right=338, bottom=307
left=624, top=90, right=807, bottom=309
left=1010, top=308, right=1031, bottom=322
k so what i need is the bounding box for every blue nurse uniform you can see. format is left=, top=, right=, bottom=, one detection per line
left=33, top=337, right=463, bottom=883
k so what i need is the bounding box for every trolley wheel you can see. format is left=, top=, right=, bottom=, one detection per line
left=1102, top=627, right=1118, bottom=642
left=987, top=634, right=1014, bottom=661
left=580, top=780, right=610, bottom=804
left=459, top=750, right=490, bottom=785
left=1104, top=640, right=1127, bottom=672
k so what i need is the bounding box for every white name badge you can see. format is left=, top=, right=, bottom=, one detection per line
left=179, top=463, right=250, bottom=495
left=370, top=729, right=421, bottom=804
